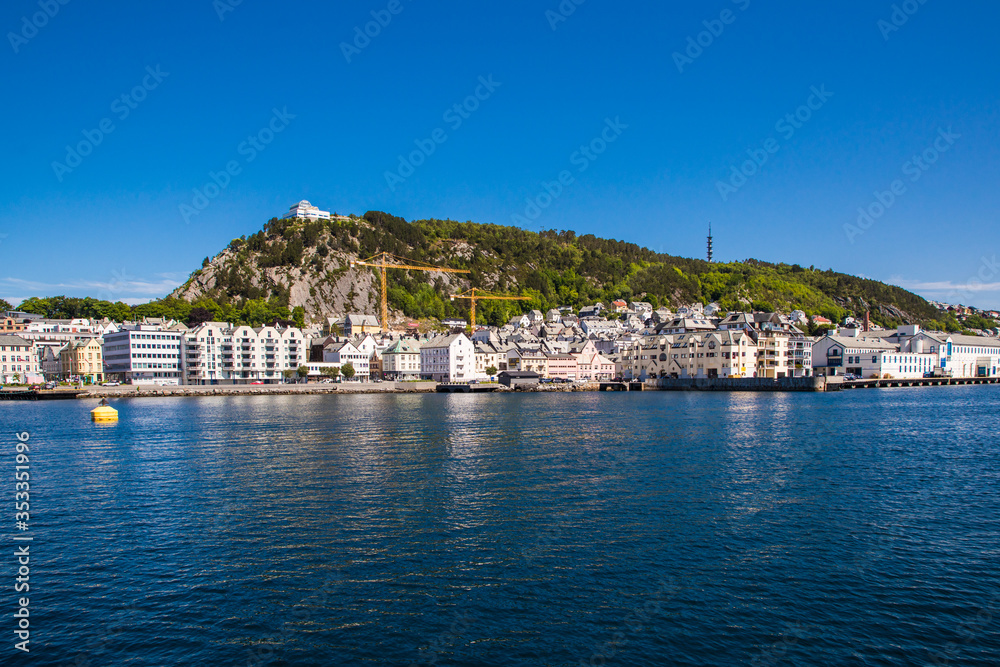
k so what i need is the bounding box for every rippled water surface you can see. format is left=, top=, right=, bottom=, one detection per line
left=3, top=387, right=1000, bottom=665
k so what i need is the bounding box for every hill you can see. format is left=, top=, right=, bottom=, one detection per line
left=160, top=211, right=947, bottom=329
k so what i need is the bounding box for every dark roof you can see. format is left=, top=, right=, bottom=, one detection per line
left=498, top=370, right=540, bottom=378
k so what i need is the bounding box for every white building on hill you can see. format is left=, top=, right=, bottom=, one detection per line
left=281, top=200, right=331, bottom=220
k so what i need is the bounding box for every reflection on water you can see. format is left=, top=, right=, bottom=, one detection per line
left=5, top=387, right=1000, bottom=666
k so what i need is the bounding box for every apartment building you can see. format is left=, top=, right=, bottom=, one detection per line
left=60, top=338, right=104, bottom=383
left=0, top=335, right=41, bottom=383
left=421, top=333, right=475, bottom=382
left=181, top=323, right=307, bottom=385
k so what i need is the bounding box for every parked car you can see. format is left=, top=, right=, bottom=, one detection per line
left=103, top=381, right=121, bottom=386
left=44, top=382, right=56, bottom=390
left=251, top=381, right=264, bottom=385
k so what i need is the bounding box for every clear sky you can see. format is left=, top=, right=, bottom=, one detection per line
left=2, top=0, right=998, bottom=309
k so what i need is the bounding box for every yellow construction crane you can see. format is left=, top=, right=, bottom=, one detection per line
left=349, top=252, right=470, bottom=333
left=449, top=288, right=531, bottom=328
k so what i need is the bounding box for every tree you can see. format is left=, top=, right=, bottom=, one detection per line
left=321, top=366, right=340, bottom=381
left=282, top=369, right=296, bottom=382
left=188, top=306, right=213, bottom=325
left=296, top=365, right=309, bottom=382
left=485, top=365, right=498, bottom=379
left=341, top=362, right=355, bottom=380
left=292, top=306, right=306, bottom=329
left=0, top=298, right=12, bottom=311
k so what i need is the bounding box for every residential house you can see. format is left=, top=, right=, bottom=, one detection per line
left=60, top=338, right=104, bottom=383
left=342, top=314, right=381, bottom=337
left=383, top=339, right=422, bottom=380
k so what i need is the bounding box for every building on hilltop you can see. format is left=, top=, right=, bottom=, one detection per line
left=281, top=200, right=331, bottom=221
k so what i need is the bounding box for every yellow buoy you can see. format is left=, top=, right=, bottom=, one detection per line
left=90, top=399, right=118, bottom=423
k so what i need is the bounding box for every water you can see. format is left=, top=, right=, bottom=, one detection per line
left=3, top=387, right=1000, bottom=665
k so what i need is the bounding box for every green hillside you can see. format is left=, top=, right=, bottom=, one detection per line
left=14, top=211, right=966, bottom=331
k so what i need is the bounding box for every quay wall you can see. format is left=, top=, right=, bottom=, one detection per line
left=654, top=377, right=827, bottom=392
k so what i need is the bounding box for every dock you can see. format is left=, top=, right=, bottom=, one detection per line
left=840, top=377, right=1000, bottom=389
left=598, top=382, right=646, bottom=391
left=0, top=390, right=85, bottom=401
left=436, top=383, right=500, bottom=393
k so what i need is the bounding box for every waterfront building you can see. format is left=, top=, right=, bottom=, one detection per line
left=383, top=339, right=422, bottom=380
left=903, top=328, right=1000, bottom=378
left=281, top=200, right=331, bottom=220
left=102, top=324, right=183, bottom=385
left=0, top=335, right=41, bottom=383
left=812, top=333, right=904, bottom=378
left=420, top=332, right=475, bottom=382
left=788, top=334, right=814, bottom=377
left=507, top=346, right=549, bottom=376
left=474, top=341, right=504, bottom=378
left=323, top=340, right=370, bottom=378
left=59, top=338, right=104, bottom=383
left=545, top=353, right=578, bottom=381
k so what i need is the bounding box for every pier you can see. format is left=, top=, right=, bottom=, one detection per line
left=598, top=382, right=646, bottom=391
left=0, top=389, right=85, bottom=401
left=436, top=383, right=500, bottom=393
left=840, top=377, right=1000, bottom=390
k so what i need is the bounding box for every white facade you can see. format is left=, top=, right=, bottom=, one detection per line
left=323, top=340, right=370, bottom=379
left=103, top=325, right=183, bottom=385
left=281, top=200, right=330, bottom=220
left=181, top=323, right=306, bottom=385
left=0, top=335, right=41, bottom=383
left=421, top=333, right=475, bottom=382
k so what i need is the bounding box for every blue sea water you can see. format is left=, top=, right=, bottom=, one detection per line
left=2, top=387, right=999, bottom=666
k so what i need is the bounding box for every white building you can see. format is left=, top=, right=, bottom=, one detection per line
left=383, top=338, right=421, bottom=380
left=0, top=335, right=42, bottom=383
left=322, top=340, right=370, bottom=379
left=904, top=328, right=1000, bottom=378
left=103, top=325, right=183, bottom=385
left=421, top=332, right=475, bottom=382
left=281, top=200, right=331, bottom=220
left=179, top=323, right=307, bottom=385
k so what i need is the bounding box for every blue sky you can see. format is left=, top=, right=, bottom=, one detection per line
left=1, top=0, right=998, bottom=309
